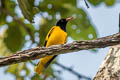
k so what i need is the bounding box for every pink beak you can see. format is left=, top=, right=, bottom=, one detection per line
left=66, top=17, right=73, bottom=22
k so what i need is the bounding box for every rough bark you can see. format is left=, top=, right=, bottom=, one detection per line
left=0, top=33, right=120, bottom=67
left=94, top=45, right=120, bottom=80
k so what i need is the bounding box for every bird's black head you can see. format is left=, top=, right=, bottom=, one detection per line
left=56, top=17, right=72, bottom=32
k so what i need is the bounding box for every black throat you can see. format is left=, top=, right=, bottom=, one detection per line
left=56, top=23, right=67, bottom=32
left=56, top=19, right=68, bottom=32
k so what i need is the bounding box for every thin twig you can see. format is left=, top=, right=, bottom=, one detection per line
left=55, top=62, right=91, bottom=80
left=84, top=0, right=89, bottom=8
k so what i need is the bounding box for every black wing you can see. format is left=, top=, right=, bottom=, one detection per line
left=43, top=27, right=55, bottom=47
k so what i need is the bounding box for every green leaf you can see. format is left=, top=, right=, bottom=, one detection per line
left=26, top=23, right=35, bottom=40
left=68, top=24, right=97, bottom=40
left=65, top=7, right=97, bottom=40
left=0, top=14, right=6, bottom=26
left=5, top=63, right=27, bottom=80
left=88, top=0, right=104, bottom=6
left=88, top=0, right=116, bottom=6
left=5, top=0, right=16, bottom=13
left=5, top=63, right=30, bottom=80
left=5, top=64, right=20, bottom=75
left=31, top=74, right=43, bottom=80
left=104, top=0, right=116, bottom=6
left=23, top=63, right=30, bottom=76
left=0, top=35, right=12, bottom=56
left=38, top=0, right=76, bottom=16
left=44, top=66, right=55, bottom=78
left=4, top=22, right=25, bottom=52
left=17, top=0, right=37, bottom=22
left=0, top=0, right=16, bottom=26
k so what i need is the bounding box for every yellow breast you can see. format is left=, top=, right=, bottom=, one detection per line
left=46, top=26, right=67, bottom=47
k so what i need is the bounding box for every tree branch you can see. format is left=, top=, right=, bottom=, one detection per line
left=0, top=33, right=120, bottom=67
left=94, top=14, right=120, bottom=80
left=94, top=45, right=120, bottom=80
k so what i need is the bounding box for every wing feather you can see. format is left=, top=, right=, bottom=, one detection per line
left=44, top=27, right=55, bottom=47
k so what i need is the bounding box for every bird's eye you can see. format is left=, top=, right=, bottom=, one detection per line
left=61, top=20, right=63, bottom=22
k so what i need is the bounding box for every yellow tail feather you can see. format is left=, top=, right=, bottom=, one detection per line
left=34, top=62, right=44, bottom=75
left=34, top=56, right=54, bottom=75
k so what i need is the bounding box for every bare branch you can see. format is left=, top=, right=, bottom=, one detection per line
left=55, top=62, right=91, bottom=80
left=84, top=0, right=89, bottom=8
left=0, top=33, right=120, bottom=67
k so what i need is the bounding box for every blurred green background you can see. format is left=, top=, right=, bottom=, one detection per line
left=0, top=0, right=117, bottom=80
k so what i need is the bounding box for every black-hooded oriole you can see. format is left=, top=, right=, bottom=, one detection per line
left=34, top=17, right=72, bottom=75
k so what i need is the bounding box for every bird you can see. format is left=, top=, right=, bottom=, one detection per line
left=34, top=17, right=73, bottom=75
